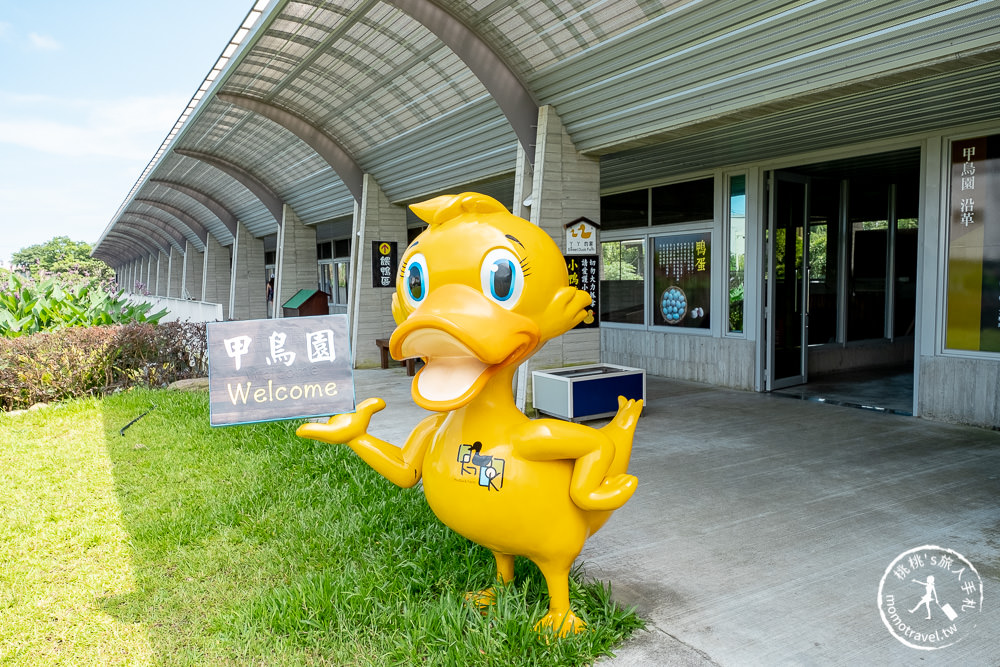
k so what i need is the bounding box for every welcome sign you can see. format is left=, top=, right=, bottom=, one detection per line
left=207, top=315, right=355, bottom=426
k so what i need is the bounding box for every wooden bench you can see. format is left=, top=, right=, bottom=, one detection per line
left=375, top=338, right=415, bottom=376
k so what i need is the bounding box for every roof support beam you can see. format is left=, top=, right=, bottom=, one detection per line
left=174, top=149, right=284, bottom=225
left=96, top=238, right=143, bottom=263
left=135, top=198, right=210, bottom=246
left=116, top=218, right=175, bottom=256
left=217, top=93, right=365, bottom=203
left=387, top=0, right=539, bottom=164
left=106, top=229, right=161, bottom=257
left=124, top=213, right=188, bottom=251
left=149, top=180, right=238, bottom=242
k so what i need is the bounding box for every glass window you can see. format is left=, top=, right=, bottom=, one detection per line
left=807, top=178, right=840, bottom=345
left=334, top=259, right=350, bottom=304
left=600, top=239, right=645, bottom=324
left=728, top=175, right=746, bottom=334
left=652, top=232, right=711, bottom=330
left=652, top=178, right=714, bottom=225
left=601, top=190, right=648, bottom=230
left=318, top=261, right=333, bottom=297
left=847, top=180, right=888, bottom=341
left=895, top=214, right=918, bottom=337
left=318, top=258, right=351, bottom=310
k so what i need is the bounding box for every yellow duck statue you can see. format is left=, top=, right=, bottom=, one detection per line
left=297, top=192, right=642, bottom=637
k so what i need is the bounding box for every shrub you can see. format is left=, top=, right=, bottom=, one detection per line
left=0, top=322, right=206, bottom=411
left=0, top=272, right=165, bottom=338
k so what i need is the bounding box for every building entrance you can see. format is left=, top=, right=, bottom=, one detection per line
left=763, top=149, right=920, bottom=412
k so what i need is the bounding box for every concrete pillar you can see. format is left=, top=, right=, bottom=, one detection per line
left=230, top=221, right=267, bottom=320
left=275, top=205, right=318, bottom=318
left=183, top=241, right=205, bottom=301
left=155, top=251, right=169, bottom=296
left=168, top=245, right=183, bottom=298
left=516, top=104, right=601, bottom=370
left=203, top=233, right=232, bottom=317
left=350, top=174, right=408, bottom=367
left=146, top=255, right=154, bottom=294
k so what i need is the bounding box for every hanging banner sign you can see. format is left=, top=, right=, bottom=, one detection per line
left=565, top=217, right=599, bottom=255
left=945, top=134, right=1000, bottom=352
left=207, top=315, right=355, bottom=426
left=566, top=255, right=599, bottom=329
left=372, top=241, right=397, bottom=288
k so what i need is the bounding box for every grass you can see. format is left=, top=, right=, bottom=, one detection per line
left=0, top=388, right=643, bottom=666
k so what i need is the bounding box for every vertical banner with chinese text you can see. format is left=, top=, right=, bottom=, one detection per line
left=372, top=241, right=397, bottom=288
left=207, top=315, right=355, bottom=426
left=946, top=134, right=1000, bottom=352
left=566, top=255, right=599, bottom=329
left=652, top=232, right=711, bottom=329
left=564, top=217, right=600, bottom=329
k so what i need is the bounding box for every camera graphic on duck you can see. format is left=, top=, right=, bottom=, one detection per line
left=297, top=192, right=642, bottom=637
left=458, top=441, right=505, bottom=490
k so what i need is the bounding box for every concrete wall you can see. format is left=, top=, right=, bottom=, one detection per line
left=128, top=294, right=224, bottom=323
left=522, top=105, right=602, bottom=371
left=183, top=242, right=205, bottom=301
left=602, top=328, right=757, bottom=391
left=168, top=245, right=183, bottom=298
left=919, top=356, right=1000, bottom=428
left=230, top=222, right=266, bottom=321
left=275, top=205, right=319, bottom=317
left=350, top=175, right=407, bottom=367
left=155, top=252, right=169, bottom=296
left=203, top=233, right=231, bottom=316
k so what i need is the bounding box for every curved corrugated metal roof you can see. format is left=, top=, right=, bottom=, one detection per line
left=94, top=0, right=1000, bottom=264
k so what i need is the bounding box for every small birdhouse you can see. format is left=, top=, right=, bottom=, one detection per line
left=282, top=289, right=330, bottom=317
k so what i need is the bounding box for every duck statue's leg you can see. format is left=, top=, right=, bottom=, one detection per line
left=467, top=552, right=515, bottom=610
left=532, top=557, right=585, bottom=637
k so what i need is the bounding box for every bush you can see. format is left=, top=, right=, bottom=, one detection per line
left=0, top=272, right=165, bottom=338
left=0, top=322, right=206, bottom=411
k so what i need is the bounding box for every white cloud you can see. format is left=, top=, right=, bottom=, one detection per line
left=27, top=32, right=61, bottom=51
left=0, top=92, right=187, bottom=160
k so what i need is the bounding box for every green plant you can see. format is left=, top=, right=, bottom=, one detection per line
left=729, top=283, right=744, bottom=333
left=11, top=235, right=115, bottom=282
left=0, top=272, right=165, bottom=338
left=0, top=389, right=643, bottom=665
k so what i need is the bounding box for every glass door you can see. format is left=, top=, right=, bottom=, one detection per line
left=766, top=172, right=810, bottom=390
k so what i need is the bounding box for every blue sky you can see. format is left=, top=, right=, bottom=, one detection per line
left=0, top=0, right=254, bottom=265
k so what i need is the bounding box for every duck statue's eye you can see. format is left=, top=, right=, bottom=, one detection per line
left=403, top=253, right=429, bottom=306
left=480, top=248, right=524, bottom=309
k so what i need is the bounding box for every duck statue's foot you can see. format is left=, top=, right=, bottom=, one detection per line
left=534, top=608, right=587, bottom=637
left=465, top=587, right=496, bottom=613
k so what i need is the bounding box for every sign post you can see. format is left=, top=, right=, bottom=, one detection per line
left=207, top=314, right=355, bottom=426
left=372, top=241, right=398, bottom=288
left=564, top=217, right=600, bottom=329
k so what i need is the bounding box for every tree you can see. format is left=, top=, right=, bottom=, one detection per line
left=12, top=236, right=115, bottom=282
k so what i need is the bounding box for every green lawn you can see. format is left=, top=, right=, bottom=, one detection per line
left=0, top=388, right=641, bottom=666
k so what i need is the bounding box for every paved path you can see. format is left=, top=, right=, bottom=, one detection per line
left=353, top=368, right=999, bottom=665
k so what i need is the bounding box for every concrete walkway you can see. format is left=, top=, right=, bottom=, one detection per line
left=354, top=368, right=999, bottom=665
